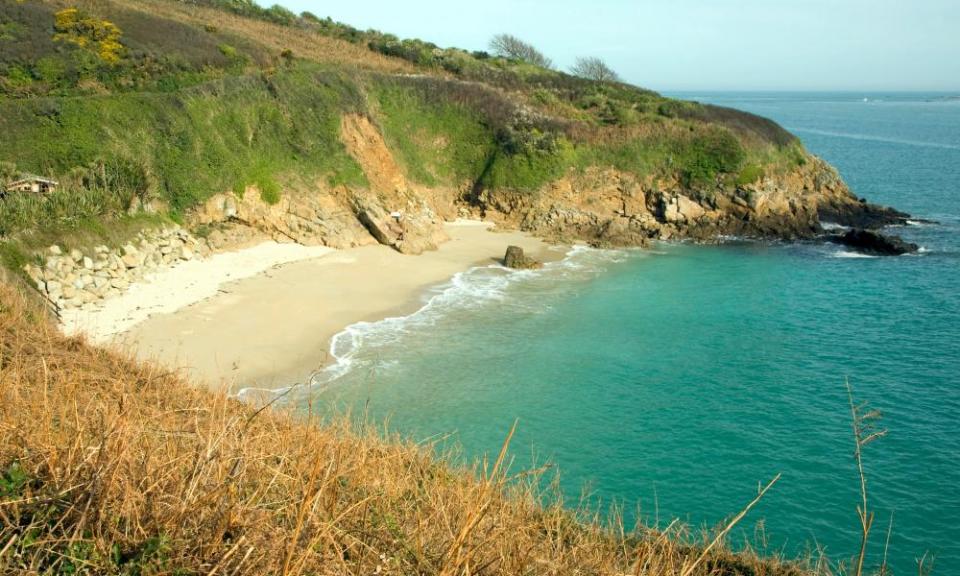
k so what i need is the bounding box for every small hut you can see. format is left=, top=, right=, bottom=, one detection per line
left=2, top=175, right=59, bottom=197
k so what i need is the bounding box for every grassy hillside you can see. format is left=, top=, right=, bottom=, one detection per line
left=0, top=3, right=888, bottom=574
left=0, top=0, right=807, bottom=260
left=0, top=282, right=811, bottom=575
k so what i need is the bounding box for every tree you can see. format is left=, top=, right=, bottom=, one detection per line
left=489, top=34, right=552, bottom=69
left=570, top=56, right=620, bottom=83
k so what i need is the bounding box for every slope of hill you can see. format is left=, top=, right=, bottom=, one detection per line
left=0, top=281, right=810, bottom=575
left=0, top=0, right=907, bottom=274
left=0, top=3, right=909, bottom=574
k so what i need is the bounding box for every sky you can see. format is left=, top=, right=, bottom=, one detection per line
left=274, top=0, right=959, bottom=92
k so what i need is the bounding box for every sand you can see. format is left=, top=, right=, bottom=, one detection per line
left=80, top=221, right=561, bottom=392
left=61, top=242, right=335, bottom=343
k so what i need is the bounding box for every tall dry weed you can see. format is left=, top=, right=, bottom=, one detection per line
left=0, top=284, right=811, bottom=574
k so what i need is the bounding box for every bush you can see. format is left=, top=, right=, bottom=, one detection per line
left=53, top=8, right=125, bottom=65
left=264, top=4, right=296, bottom=26
left=677, top=127, right=746, bottom=186
left=257, top=174, right=281, bottom=205
left=482, top=138, right=574, bottom=193
left=736, top=164, right=765, bottom=186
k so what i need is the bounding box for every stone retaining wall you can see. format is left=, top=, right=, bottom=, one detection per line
left=22, top=226, right=209, bottom=311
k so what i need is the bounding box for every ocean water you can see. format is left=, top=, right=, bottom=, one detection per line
left=299, top=93, right=960, bottom=574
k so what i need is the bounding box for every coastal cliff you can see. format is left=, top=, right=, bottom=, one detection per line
left=175, top=122, right=905, bottom=258
left=0, top=0, right=911, bottom=278
left=0, top=2, right=921, bottom=574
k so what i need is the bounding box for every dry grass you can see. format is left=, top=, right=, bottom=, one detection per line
left=0, top=283, right=812, bottom=575
left=109, top=0, right=415, bottom=75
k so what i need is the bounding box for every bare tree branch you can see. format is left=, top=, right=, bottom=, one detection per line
left=570, top=56, right=620, bottom=83
left=489, top=34, right=553, bottom=69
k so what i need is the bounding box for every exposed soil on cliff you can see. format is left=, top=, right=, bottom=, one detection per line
left=340, top=114, right=409, bottom=196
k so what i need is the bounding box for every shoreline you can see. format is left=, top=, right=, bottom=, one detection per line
left=79, top=221, right=563, bottom=392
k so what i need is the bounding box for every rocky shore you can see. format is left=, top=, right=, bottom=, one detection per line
left=23, top=227, right=209, bottom=312
left=475, top=157, right=911, bottom=248
left=19, top=116, right=916, bottom=317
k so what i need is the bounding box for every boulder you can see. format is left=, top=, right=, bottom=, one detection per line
left=829, top=229, right=919, bottom=256
left=659, top=194, right=706, bottom=224
left=503, top=246, right=542, bottom=270
left=357, top=207, right=404, bottom=248
left=122, top=252, right=141, bottom=269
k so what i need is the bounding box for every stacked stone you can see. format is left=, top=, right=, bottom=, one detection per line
left=22, top=227, right=208, bottom=311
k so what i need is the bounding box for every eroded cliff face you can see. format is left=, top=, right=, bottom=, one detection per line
left=475, top=156, right=907, bottom=247
left=189, top=114, right=457, bottom=255
left=338, top=114, right=450, bottom=254
left=186, top=114, right=904, bottom=254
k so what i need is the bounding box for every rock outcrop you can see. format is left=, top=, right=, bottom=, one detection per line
left=192, top=186, right=375, bottom=250
left=503, top=246, right=542, bottom=270
left=829, top=229, right=919, bottom=256
left=473, top=157, right=909, bottom=247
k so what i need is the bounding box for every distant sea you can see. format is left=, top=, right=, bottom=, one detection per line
left=300, top=92, right=960, bottom=574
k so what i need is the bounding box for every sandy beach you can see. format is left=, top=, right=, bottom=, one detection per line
left=71, top=221, right=560, bottom=392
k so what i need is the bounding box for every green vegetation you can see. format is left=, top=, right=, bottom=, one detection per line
left=0, top=63, right=367, bottom=216
left=737, top=164, right=766, bottom=186
left=676, top=126, right=746, bottom=186
left=373, top=82, right=496, bottom=186
left=0, top=0, right=806, bottom=267
left=0, top=1, right=267, bottom=98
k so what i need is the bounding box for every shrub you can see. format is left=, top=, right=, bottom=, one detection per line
left=257, top=174, right=281, bottom=205
left=264, top=4, right=296, bottom=26
left=736, top=164, right=765, bottom=186
left=53, top=8, right=125, bottom=65
left=482, top=138, right=574, bottom=193
left=677, top=127, right=746, bottom=186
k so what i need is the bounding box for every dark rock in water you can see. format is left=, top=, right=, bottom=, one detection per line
left=503, top=245, right=542, bottom=269
left=818, top=200, right=912, bottom=229
left=830, top=229, right=919, bottom=256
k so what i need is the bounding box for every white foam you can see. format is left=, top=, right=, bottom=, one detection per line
left=820, top=221, right=849, bottom=231
left=831, top=250, right=878, bottom=259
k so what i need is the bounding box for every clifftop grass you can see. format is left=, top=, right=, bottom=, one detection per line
left=0, top=283, right=812, bottom=575
left=1, top=0, right=801, bottom=197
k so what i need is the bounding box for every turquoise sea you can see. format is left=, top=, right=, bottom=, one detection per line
left=301, top=93, right=960, bottom=574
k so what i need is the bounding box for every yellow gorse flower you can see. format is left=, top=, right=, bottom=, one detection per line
left=53, top=7, right=125, bottom=65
